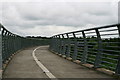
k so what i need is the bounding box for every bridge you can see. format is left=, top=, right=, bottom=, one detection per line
left=0, top=24, right=120, bottom=80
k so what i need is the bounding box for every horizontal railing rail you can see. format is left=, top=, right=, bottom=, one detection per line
left=0, top=24, right=50, bottom=65
left=50, top=24, right=120, bottom=76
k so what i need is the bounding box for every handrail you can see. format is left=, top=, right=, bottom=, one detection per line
left=53, top=24, right=120, bottom=37
left=50, top=24, right=120, bottom=76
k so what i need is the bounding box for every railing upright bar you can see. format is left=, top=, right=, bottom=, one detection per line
left=115, top=25, right=120, bottom=75
left=51, top=37, right=55, bottom=51
left=81, top=31, right=88, bottom=63
left=52, top=37, right=55, bottom=51
left=4, top=31, right=8, bottom=61
left=59, top=35, right=63, bottom=54
left=61, top=34, right=66, bottom=55
left=52, top=36, right=56, bottom=51
left=54, top=36, right=57, bottom=52
left=0, top=26, right=2, bottom=76
left=2, top=30, right=4, bottom=61
left=9, top=33, right=13, bottom=55
left=72, top=33, right=78, bottom=60
left=58, top=35, right=61, bottom=54
left=66, top=33, right=71, bottom=57
left=7, top=33, right=10, bottom=59
left=56, top=36, right=59, bottom=53
left=94, top=29, right=102, bottom=68
left=13, top=35, right=16, bottom=52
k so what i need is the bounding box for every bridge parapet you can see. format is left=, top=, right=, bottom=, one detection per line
left=50, top=24, right=120, bottom=76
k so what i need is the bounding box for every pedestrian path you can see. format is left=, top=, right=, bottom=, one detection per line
left=3, top=46, right=113, bottom=79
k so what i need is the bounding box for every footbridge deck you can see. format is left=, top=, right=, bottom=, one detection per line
left=3, top=46, right=112, bottom=79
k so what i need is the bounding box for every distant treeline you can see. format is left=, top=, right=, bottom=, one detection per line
left=26, top=36, right=51, bottom=39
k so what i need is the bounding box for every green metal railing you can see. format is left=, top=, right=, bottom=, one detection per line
left=50, top=24, right=120, bottom=76
left=0, top=23, right=120, bottom=77
left=0, top=24, right=49, bottom=64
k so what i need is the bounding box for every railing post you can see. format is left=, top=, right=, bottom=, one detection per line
left=54, top=36, right=58, bottom=52
left=58, top=35, right=61, bottom=54
left=61, top=34, right=66, bottom=55
left=115, top=25, right=120, bottom=75
left=56, top=36, right=58, bottom=52
left=0, top=26, right=2, bottom=79
left=66, top=33, right=71, bottom=57
left=49, top=38, right=52, bottom=49
left=52, top=37, right=55, bottom=51
left=59, top=35, right=63, bottom=54
left=53, top=36, right=56, bottom=52
left=72, top=33, right=78, bottom=60
left=13, top=35, right=16, bottom=51
left=81, top=31, right=88, bottom=63
left=4, top=31, right=8, bottom=61
left=94, top=29, right=102, bottom=68
left=7, top=33, right=10, bottom=59
left=9, top=33, right=13, bottom=55
left=51, top=37, right=54, bottom=50
left=1, top=29, right=5, bottom=62
left=56, top=36, right=59, bottom=53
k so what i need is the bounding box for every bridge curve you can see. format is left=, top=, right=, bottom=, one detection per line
left=0, top=24, right=120, bottom=79
left=3, top=46, right=112, bottom=79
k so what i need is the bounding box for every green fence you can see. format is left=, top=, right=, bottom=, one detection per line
left=0, top=24, right=49, bottom=65
left=50, top=24, right=120, bottom=76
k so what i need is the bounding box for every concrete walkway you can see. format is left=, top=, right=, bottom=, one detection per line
left=3, top=46, right=113, bottom=78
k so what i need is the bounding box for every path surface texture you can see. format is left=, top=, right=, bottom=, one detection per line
left=3, top=46, right=113, bottom=79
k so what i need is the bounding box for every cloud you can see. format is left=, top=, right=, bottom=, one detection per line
left=8, top=25, right=81, bottom=37
left=1, top=1, right=118, bottom=37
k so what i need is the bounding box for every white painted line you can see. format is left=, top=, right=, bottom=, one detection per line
left=32, top=47, right=57, bottom=79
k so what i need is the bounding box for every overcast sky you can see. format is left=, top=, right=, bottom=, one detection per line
left=0, top=0, right=119, bottom=37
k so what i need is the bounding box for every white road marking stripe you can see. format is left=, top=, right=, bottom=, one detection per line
left=32, top=47, right=57, bottom=79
